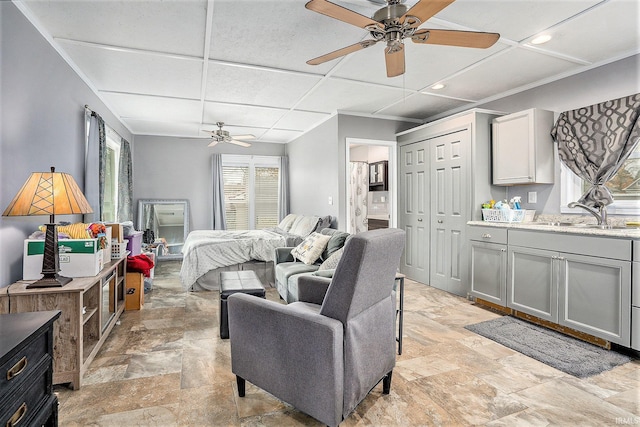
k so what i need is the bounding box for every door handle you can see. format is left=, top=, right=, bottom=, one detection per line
left=417, top=218, right=422, bottom=222
left=437, top=220, right=443, bottom=223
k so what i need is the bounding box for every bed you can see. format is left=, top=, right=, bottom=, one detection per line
left=180, top=214, right=331, bottom=291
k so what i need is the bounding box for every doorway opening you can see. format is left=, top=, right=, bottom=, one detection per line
left=345, top=138, right=396, bottom=234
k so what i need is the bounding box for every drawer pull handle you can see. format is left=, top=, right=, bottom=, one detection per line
left=7, top=402, right=27, bottom=427
left=481, top=233, right=492, bottom=238
left=7, top=356, right=27, bottom=381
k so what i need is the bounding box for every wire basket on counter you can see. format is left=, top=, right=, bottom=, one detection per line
left=482, top=209, right=526, bottom=223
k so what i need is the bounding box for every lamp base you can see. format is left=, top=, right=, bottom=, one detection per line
left=27, top=274, right=73, bottom=288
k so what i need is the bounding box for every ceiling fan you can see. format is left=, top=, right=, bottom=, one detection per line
left=204, top=122, right=255, bottom=147
left=305, top=0, right=500, bottom=77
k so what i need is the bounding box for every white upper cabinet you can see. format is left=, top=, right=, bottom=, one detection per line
left=492, top=108, right=555, bottom=185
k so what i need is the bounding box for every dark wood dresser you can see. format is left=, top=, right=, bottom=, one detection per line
left=0, top=310, right=61, bottom=427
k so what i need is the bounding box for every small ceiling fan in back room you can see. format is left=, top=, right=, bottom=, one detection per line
left=203, top=122, right=256, bottom=148
left=305, top=0, right=500, bottom=77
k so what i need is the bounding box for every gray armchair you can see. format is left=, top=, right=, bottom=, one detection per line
left=228, top=229, right=405, bottom=427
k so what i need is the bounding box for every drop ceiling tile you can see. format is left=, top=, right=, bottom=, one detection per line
left=440, top=48, right=580, bottom=101
left=261, top=128, right=304, bottom=144
left=436, top=0, right=600, bottom=42
left=101, top=93, right=202, bottom=123
left=58, top=41, right=203, bottom=98
left=275, top=110, right=332, bottom=131
left=532, top=0, right=640, bottom=63
left=205, top=63, right=322, bottom=108
left=23, top=0, right=207, bottom=56
left=124, top=119, right=202, bottom=137
left=208, top=0, right=365, bottom=74
left=203, top=102, right=286, bottom=129
left=333, top=36, right=508, bottom=90
left=296, top=79, right=406, bottom=114
left=376, top=93, right=469, bottom=120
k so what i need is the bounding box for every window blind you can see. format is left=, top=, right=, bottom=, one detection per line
left=223, top=166, right=249, bottom=230
left=255, top=167, right=279, bottom=229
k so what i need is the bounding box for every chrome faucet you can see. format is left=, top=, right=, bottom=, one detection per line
left=568, top=202, right=608, bottom=225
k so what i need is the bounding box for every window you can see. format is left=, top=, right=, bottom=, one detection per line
left=561, top=143, right=640, bottom=214
left=102, top=129, right=121, bottom=222
left=222, top=155, right=280, bottom=230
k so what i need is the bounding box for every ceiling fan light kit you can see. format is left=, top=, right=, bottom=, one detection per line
left=305, top=0, right=500, bottom=78
left=206, top=122, right=254, bottom=148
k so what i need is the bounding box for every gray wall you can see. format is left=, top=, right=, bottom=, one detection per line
left=0, top=2, right=132, bottom=287
left=133, top=135, right=285, bottom=232
left=287, top=114, right=415, bottom=230
left=474, top=55, right=640, bottom=214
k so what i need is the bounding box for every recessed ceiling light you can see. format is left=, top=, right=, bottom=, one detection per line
left=531, top=34, right=552, bottom=45
left=431, top=83, right=445, bottom=90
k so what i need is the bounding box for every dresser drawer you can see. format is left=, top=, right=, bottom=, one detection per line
left=0, top=329, right=48, bottom=396
left=0, top=356, right=51, bottom=427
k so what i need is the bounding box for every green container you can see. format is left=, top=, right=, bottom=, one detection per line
left=27, top=239, right=98, bottom=255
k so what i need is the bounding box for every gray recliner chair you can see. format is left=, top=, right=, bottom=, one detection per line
left=228, top=228, right=406, bottom=427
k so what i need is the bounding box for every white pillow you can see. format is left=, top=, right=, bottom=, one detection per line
left=277, top=214, right=298, bottom=232
left=289, top=215, right=319, bottom=237
left=291, top=232, right=331, bottom=265
left=318, top=246, right=344, bottom=271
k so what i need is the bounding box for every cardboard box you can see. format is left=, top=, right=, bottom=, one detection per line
left=125, top=272, right=144, bottom=310
left=106, top=223, right=124, bottom=243
left=23, top=239, right=104, bottom=280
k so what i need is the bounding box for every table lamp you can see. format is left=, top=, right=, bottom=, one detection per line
left=2, top=167, right=93, bottom=288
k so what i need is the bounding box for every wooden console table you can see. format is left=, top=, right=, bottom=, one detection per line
left=0, top=256, right=128, bottom=389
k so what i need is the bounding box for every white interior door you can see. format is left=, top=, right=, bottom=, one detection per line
left=430, top=129, right=470, bottom=296
left=398, top=141, right=429, bottom=284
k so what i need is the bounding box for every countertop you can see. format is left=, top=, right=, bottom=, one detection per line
left=467, top=220, right=640, bottom=239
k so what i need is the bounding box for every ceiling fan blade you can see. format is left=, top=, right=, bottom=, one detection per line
left=232, top=134, right=256, bottom=140
left=207, top=140, right=220, bottom=147
left=305, top=0, right=382, bottom=29
left=412, top=29, right=500, bottom=48
left=385, top=45, right=405, bottom=78
left=402, top=0, right=455, bottom=27
left=229, top=139, right=252, bottom=148
left=307, top=40, right=378, bottom=65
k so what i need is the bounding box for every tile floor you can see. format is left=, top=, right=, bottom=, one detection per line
left=55, top=260, right=640, bottom=426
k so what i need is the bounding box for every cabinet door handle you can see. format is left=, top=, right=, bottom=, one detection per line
left=500, top=248, right=506, bottom=252
left=7, top=356, right=27, bottom=381
left=7, top=402, right=27, bottom=427
left=481, top=233, right=491, bottom=238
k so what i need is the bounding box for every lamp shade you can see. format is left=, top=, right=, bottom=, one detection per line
left=3, top=167, right=93, bottom=218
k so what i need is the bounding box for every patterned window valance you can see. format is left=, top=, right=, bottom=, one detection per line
left=551, top=93, right=640, bottom=206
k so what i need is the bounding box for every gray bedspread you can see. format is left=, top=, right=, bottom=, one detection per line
left=180, top=228, right=302, bottom=291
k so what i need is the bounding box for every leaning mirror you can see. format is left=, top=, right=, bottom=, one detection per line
left=137, top=199, right=189, bottom=260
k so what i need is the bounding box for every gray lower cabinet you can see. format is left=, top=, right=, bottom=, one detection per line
left=508, top=246, right=558, bottom=323
left=507, top=229, right=632, bottom=347
left=558, top=253, right=631, bottom=346
left=469, top=226, right=507, bottom=305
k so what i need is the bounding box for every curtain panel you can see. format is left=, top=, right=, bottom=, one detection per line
left=211, top=154, right=227, bottom=230
left=349, top=161, right=369, bottom=234
left=117, top=138, right=133, bottom=222
left=84, top=111, right=106, bottom=222
left=278, top=156, right=290, bottom=221
left=551, top=93, right=640, bottom=206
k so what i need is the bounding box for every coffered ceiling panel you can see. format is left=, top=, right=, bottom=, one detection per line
left=23, top=0, right=207, bottom=57
left=204, top=63, right=322, bottom=108
left=16, top=0, right=640, bottom=143
left=296, top=79, right=407, bottom=114
left=440, top=48, right=580, bottom=101
left=377, top=93, right=469, bottom=119
left=58, top=41, right=203, bottom=99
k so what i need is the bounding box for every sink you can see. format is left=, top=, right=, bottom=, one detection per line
left=583, top=225, right=629, bottom=230
left=537, top=222, right=576, bottom=227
